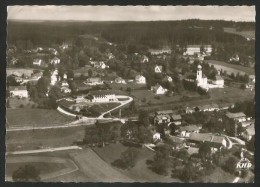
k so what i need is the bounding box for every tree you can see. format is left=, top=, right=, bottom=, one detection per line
left=138, top=126, right=152, bottom=143
left=120, top=147, right=139, bottom=168
left=36, top=77, right=50, bottom=97
left=138, top=110, right=150, bottom=126
left=247, top=135, right=255, bottom=152
left=88, top=69, right=93, bottom=78
left=67, top=69, right=74, bottom=79
left=198, top=142, right=212, bottom=160
left=222, top=156, right=238, bottom=175
left=12, top=165, right=41, bottom=182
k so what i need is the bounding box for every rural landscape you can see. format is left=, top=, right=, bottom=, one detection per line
left=6, top=6, right=255, bottom=183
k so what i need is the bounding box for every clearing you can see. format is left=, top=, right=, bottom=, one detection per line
left=6, top=108, right=75, bottom=128
left=205, top=60, right=254, bottom=75
left=223, top=27, right=255, bottom=39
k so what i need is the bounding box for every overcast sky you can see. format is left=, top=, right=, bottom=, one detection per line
left=7, top=6, right=255, bottom=22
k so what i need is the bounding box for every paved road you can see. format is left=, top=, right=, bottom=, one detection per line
left=6, top=146, right=83, bottom=155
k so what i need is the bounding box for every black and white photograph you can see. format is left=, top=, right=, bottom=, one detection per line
left=5, top=5, right=255, bottom=183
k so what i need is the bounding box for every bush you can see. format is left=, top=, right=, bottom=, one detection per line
left=19, top=104, right=24, bottom=108
left=154, top=96, right=161, bottom=100
left=240, top=170, right=248, bottom=178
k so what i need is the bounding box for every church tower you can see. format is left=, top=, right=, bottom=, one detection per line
left=196, top=64, right=202, bottom=83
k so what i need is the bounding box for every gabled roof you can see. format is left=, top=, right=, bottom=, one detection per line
left=9, top=86, right=27, bottom=91
left=188, top=133, right=225, bottom=144
left=180, top=125, right=201, bottom=132
left=135, top=75, right=145, bottom=79
left=156, top=110, right=174, bottom=115
left=171, top=114, right=182, bottom=121
left=226, top=112, right=246, bottom=119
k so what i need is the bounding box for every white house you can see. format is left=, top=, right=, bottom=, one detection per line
left=135, top=75, right=146, bottom=84
left=93, top=61, right=109, bottom=69
left=61, top=87, right=71, bottom=94
left=149, top=48, right=171, bottom=55
left=115, top=77, right=126, bottom=84
left=225, top=112, right=247, bottom=123
left=163, top=75, right=173, bottom=82
left=141, top=55, right=149, bottom=63
left=151, top=84, right=167, bottom=95
left=89, top=90, right=118, bottom=103
left=179, top=125, right=201, bottom=137
left=85, top=77, right=103, bottom=85
left=212, top=75, right=224, bottom=88
left=61, top=80, right=69, bottom=87
left=242, top=124, right=255, bottom=141
left=33, top=59, right=43, bottom=66
left=153, top=133, right=161, bottom=142
left=50, top=69, right=58, bottom=85
left=9, top=86, right=28, bottom=98
left=63, top=73, right=67, bottom=80
left=154, top=65, right=163, bottom=73
left=50, top=57, right=60, bottom=65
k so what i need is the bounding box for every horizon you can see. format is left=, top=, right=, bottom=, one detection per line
left=7, top=6, right=255, bottom=22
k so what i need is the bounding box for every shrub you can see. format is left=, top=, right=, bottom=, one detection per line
left=154, top=96, right=161, bottom=100
left=19, top=104, right=24, bottom=108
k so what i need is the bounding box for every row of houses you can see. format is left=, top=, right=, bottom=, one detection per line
left=33, top=56, right=61, bottom=66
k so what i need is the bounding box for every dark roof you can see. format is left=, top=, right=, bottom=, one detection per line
left=89, top=90, right=125, bottom=96
left=171, top=114, right=182, bottom=121
left=188, top=133, right=225, bottom=144
left=9, top=86, right=27, bottom=91
left=226, top=112, right=246, bottom=119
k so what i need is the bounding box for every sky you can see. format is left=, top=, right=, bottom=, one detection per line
left=7, top=6, right=255, bottom=22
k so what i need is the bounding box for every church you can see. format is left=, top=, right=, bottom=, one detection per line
left=196, top=64, right=209, bottom=91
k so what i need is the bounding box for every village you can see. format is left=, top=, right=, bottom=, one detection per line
left=5, top=17, right=255, bottom=183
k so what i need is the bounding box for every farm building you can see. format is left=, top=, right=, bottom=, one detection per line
left=50, top=57, right=60, bottom=65
left=135, top=75, right=146, bottom=84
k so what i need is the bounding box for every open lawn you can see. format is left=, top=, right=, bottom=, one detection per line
left=93, top=143, right=180, bottom=182
left=205, top=60, right=254, bottom=75
left=224, top=27, right=255, bottom=39
left=8, top=97, right=38, bottom=109
left=6, top=125, right=88, bottom=152
left=90, top=102, right=121, bottom=114
left=201, top=167, right=235, bottom=183
left=6, top=108, right=75, bottom=128
left=5, top=155, right=78, bottom=181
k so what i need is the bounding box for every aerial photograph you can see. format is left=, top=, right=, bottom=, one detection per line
left=6, top=6, right=255, bottom=182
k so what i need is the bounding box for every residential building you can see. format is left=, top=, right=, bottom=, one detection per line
left=179, top=125, right=201, bottom=137
left=155, top=110, right=174, bottom=116
left=135, top=75, right=146, bottom=84
left=225, top=112, right=247, bottom=123
left=9, top=86, right=28, bottom=98
left=149, top=48, right=171, bottom=55
left=171, top=114, right=182, bottom=125
left=50, top=57, right=60, bottom=65
left=141, top=55, right=149, bottom=63
left=186, top=107, right=195, bottom=114
left=242, top=124, right=255, bottom=141
left=33, top=58, right=43, bottom=66
left=212, top=75, right=224, bottom=88
left=31, top=72, right=43, bottom=81
left=61, top=80, right=69, bottom=87
left=85, top=77, right=103, bottom=85
left=154, top=65, right=163, bottom=73
left=163, top=75, right=173, bottom=82
left=195, top=103, right=219, bottom=112
left=93, top=61, right=108, bottom=69
left=154, top=114, right=171, bottom=125
left=151, top=84, right=167, bottom=95
left=115, top=77, right=126, bottom=84
left=240, top=119, right=255, bottom=128
left=61, top=87, right=71, bottom=94
left=188, top=133, right=227, bottom=150
left=183, top=45, right=212, bottom=56
left=153, top=133, right=161, bottom=142
left=51, top=70, right=58, bottom=85
left=88, top=90, right=118, bottom=103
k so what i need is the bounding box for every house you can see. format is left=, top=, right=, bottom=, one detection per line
left=10, top=57, right=18, bottom=65
left=151, top=84, right=167, bottom=95
left=183, top=45, right=212, bottom=56
left=88, top=90, right=118, bottom=103
left=135, top=75, right=146, bottom=84
left=85, top=77, right=103, bottom=85
left=61, top=80, right=69, bottom=87
left=141, top=55, right=149, bottom=63
left=115, top=77, right=126, bottom=84
left=9, top=86, right=28, bottom=98
left=163, top=75, right=173, bottom=82
left=186, top=107, right=195, bottom=114
left=155, top=110, right=174, bottom=116
left=14, top=76, right=23, bottom=83
left=179, top=125, right=202, bottom=137
left=171, top=114, right=182, bottom=125
left=154, top=65, right=163, bottom=73
left=154, top=114, right=171, bottom=125
left=212, top=75, right=224, bottom=87
left=225, top=112, right=247, bottom=123
left=107, top=53, right=115, bottom=60
left=50, top=57, right=60, bottom=65
left=31, top=72, right=43, bottom=81
left=242, top=124, right=255, bottom=141
left=153, top=133, right=161, bottom=142
left=93, top=61, right=108, bottom=69
left=229, top=54, right=239, bottom=62
left=149, top=48, right=171, bottom=55
left=240, top=119, right=255, bottom=128
left=61, top=87, right=71, bottom=94
left=33, top=59, right=43, bottom=66
left=195, top=103, right=219, bottom=112
left=188, top=133, right=227, bottom=150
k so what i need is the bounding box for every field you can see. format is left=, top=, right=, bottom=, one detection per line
left=93, top=143, right=181, bottom=182
left=130, top=89, right=182, bottom=107
left=6, top=155, right=77, bottom=181
left=6, top=108, right=75, bottom=128
left=6, top=125, right=88, bottom=152
left=205, top=60, right=254, bottom=75
left=7, top=97, right=38, bottom=109
left=223, top=27, right=255, bottom=39
left=7, top=68, right=36, bottom=77
left=201, top=167, right=235, bottom=183
left=90, top=102, right=121, bottom=113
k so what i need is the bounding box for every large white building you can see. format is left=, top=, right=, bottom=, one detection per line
left=89, top=90, right=118, bottom=103
left=151, top=84, right=168, bottom=95
left=9, top=86, right=28, bottom=98
left=51, top=69, right=58, bottom=85
left=85, top=77, right=103, bottom=85
left=184, top=45, right=212, bottom=56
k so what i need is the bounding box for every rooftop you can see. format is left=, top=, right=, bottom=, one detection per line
left=188, top=133, right=225, bottom=144
left=226, top=112, right=246, bottom=119
left=171, top=114, right=182, bottom=121
left=155, top=110, right=174, bottom=115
